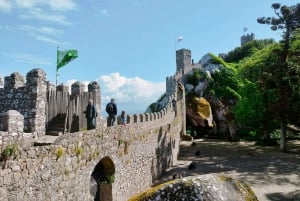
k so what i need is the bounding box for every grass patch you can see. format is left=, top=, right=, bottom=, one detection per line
left=56, top=147, right=64, bottom=160
left=75, top=146, right=84, bottom=156
left=0, top=144, right=18, bottom=161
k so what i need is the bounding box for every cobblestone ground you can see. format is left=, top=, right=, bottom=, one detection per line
left=155, top=138, right=300, bottom=201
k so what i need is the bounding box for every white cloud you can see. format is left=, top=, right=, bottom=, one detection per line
left=63, top=79, right=89, bottom=93
left=5, top=52, right=52, bottom=66
left=97, top=72, right=165, bottom=115
left=0, top=24, right=13, bottom=31
left=47, top=0, right=77, bottom=11
left=0, top=1, right=76, bottom=47
left=61, top=74, right=165, bottom=115
left=97, top=72, right=165, bottom=104
left=16, top=24, right=68, bottom=46
left=19, top=25, right=64, bottom=36
left=100, top=8, right=110, bottom=16
left=14, top=0, right=42, bottom=9
left=19, top=8, right=72, bottom=25
left=34, top=35, right=62, bottom=45
left=14, top=0, right=77, bottom=11
left=0, top=1, right=75, bottom=25
left=0, top=0, right=12, bottom=12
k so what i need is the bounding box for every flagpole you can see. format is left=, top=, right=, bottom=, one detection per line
left=175, top=36, right=183, bottom=51
left=56, top=47, right=58, bottom=87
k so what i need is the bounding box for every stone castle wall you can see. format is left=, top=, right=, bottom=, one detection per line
left=0, top=67, right=186, bottom=201
left=0, top=92, right=184, bottom=201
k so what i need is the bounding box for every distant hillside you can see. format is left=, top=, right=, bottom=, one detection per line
left=224, top=39, right=275, bottom=63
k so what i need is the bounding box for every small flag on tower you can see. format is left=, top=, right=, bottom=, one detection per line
left=177, top=36, right=183, bottom=42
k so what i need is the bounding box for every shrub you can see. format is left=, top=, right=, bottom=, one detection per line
left=0, top=144, right=18, bottom=161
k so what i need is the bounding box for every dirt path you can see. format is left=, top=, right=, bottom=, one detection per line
left=156, top=138, right=300, bottom=201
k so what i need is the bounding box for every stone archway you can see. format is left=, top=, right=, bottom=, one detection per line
left=91, top=156, right=115, bottom=201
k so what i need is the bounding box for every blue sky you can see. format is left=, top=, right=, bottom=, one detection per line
left=0, top=0, right=298, bottom=116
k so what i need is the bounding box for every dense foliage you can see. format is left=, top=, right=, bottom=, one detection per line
left=208, top=53, right=232, bottom=68
left=224, top=39, right=275, bottom=63
left=186, top=68, right=210, bottom=87
left=233, top=80, right=264, bottom=129
left=286, top=32, right=300, bottom=126
left=206, top=67, right=240, bottom=101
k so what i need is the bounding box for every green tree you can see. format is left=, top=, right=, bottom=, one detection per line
left=258, top=3, right=300, bottom=152
left=286, top=30, right=300, bottom=126
left=237, top=45, right=279, bottom=141
left=233, top=80, right=264, bottom=129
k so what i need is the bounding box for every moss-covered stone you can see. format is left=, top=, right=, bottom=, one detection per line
left=128, top=174, right=258, bottom=201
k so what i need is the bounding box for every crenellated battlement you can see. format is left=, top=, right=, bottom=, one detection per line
left=0, top=76, right=3, bottom=87
left=4, top=72, right=25, bottom=89
left=0, top=68, right=101, bottom=138
left=0, top=69, right=47, bottom=134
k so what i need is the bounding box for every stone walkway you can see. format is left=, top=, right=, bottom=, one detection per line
left=156, top=138, right=300, bottom=201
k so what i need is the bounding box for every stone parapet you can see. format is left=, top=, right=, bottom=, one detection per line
left=2, top=110, right=23, bottom=133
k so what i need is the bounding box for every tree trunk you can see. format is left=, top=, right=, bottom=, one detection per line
left=262, top=118, right=270, bottom=141
left=99, top=183, right=113, bottom=201
left=280, top=121, right=287, bottom=152
left=263, top=129, right=270, bottom=141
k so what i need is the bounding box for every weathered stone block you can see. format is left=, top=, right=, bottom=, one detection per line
left=2, top=110, right=23, bottom=133
left=3, top=174, right=11, bottom=185
left=4, top=72, right=25, bottom=89
left=88, top=81, right=100, bottom=92
left=71, top=81, right=85, bottom=95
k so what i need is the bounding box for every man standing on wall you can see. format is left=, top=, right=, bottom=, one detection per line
left=106, top=98, right=117, bottom=126
left=85, top=99, right=97, bottom=130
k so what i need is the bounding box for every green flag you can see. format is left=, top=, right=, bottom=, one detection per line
left=57, top=49, right=78, bottom=71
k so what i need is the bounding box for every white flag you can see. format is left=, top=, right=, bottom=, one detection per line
left=177, top=36, right=183, bottom=42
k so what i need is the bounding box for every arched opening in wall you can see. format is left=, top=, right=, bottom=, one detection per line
left=91, top=156, right=115, bottom=201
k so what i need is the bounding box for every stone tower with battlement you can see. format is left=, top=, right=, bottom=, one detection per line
left=166, top=48, right=201, bottom=96
left=176, top=49, right=192, bottom=73
left=241, top=33, right=255, bottom=46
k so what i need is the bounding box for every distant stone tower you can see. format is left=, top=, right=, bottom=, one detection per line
left=241, top=33, right=255, bottom=46
left=176, top=49, right=192, bottom=73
